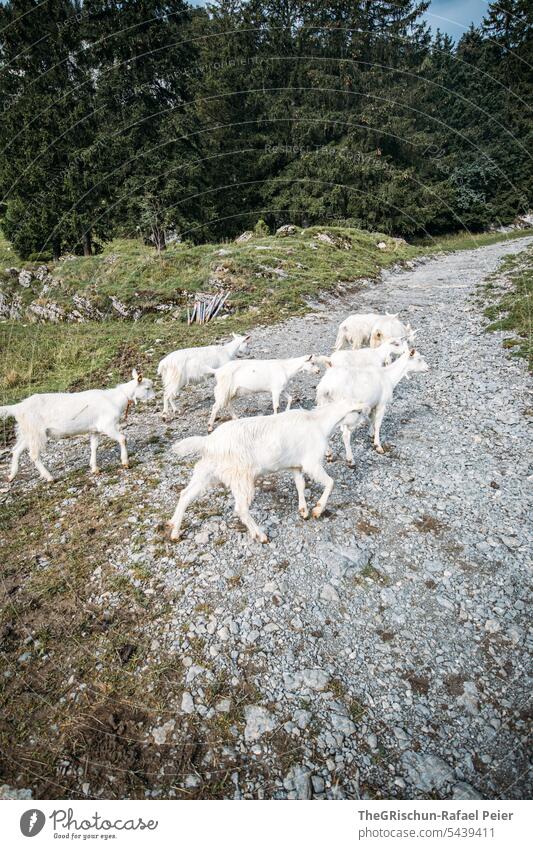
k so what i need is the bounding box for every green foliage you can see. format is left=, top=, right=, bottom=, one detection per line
left=254, top=219, right=270, bottom=237
left=0, top=1, right=530, bottom=253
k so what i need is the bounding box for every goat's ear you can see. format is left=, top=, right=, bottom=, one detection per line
left=244, top=334, right=251, bottom=341
left=132, top=368, right=139, bottom=380
left=306, top=354, right=313, bottom=361
left=374, top=330, right=383, bottom=340
left=137, top=372, right=143, bottom=383
left=325, top=357, right=333, bottom=368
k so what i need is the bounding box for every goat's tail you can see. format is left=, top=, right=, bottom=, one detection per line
left=212, top=372, right=234, bottom=410
left=172, top=435, right=207, bottom=458
left=159, top=361, right=185, bottom=394
left=0, top=405, right=15, bottom=420
left=333, top=325, right=347, bottom=351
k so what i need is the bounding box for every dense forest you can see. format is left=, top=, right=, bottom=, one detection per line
left=0, top=0, right=531, bottom=259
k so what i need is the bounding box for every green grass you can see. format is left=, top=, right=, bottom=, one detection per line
left=483, top=246, right=532, bottom=369
left=415, top=227, right=533, bottom=253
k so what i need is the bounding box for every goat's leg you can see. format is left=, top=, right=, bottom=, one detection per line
left=89, top=434, right=100, bottom=473
left=303, top=461, right=334, bottom=519
left=341, top=424, right=355, bottom=467
left=271, top=390, right=280, bottom=415
left=168, top=467, right=215, bottom=541
left=368, top=407, right=376, bottom=438
left=285, top=393, right=293, bottom=411
left=8, top=440, right=26, bottom=482
left=102, top=425, right=129, bottom=468
left=230, top=479, right=267, bottom=543
left=325, top=440, right=334, bottom=463
left=207, top=398, right=222, bottom=432
left=293, top=471, right=308, bottom=518
left=161, top=390, right=169, bottom=419
left=372, top=404, right=387, bottom=454
left=29, top=447, right=54, bottom=483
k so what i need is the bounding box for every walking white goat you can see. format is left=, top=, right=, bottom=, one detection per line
left=334, top=312, right=415, bottom=350
left=316, top=338, right=408, bottom=370
left=0, top=370, right=155, bottom=482
left=207, top=354, right=320, bottom=431
left=168, top=401, right=368, bottom=543
left=157, top=333, right=250, bottom=418
left=316, top=349, right=429, bottom=463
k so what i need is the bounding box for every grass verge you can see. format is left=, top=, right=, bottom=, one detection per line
left=482, top=246, right=532, bottom=369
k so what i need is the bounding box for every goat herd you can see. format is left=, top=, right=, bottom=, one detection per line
left=1, top=311, right=428, bottom=544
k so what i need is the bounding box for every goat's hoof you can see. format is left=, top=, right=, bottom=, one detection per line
left=375, top=446, right=385, bottom=455
left=167, top=522, right=181, bottom=541
left=207, top=425, right=214, bottom=433
left=91, top=468, right=100, bottom=475
left=7, top=475, right=14, bottom=483
left=311, top=506, right=323, bottom=519
left=254, top=532, right=269, bottom=544
left=299, top=507, right=309, bottom=520
left=122, top=463, right=130, bottom=470
left=346, top=460, right=355, bottom=468
left=325, top=453, right=334, bottom=463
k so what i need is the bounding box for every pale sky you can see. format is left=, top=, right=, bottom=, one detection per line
left=190, top=1, right=489, bottom=42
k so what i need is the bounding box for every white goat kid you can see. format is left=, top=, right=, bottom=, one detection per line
left=370, top=315, right=416, bottom=348
left=317, top=338, right=408, bottom=370
left=207, top=354, right=320, bottom=431
left=316, top=349, right=429, bottom=464
left=0, top=370, right=155, bottom=483
left=334, top=312, right=383, bottom=350
left=334, top=312, right=416, bottom=350
left=168, top=401, right=368, bottom=543
left=157, top=333, right=250, bottom=418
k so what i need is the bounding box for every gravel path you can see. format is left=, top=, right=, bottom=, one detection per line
left=3, top=236, right=532, bottom=799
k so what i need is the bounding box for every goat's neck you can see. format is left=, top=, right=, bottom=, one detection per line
left=315, top=402, right=356, bottom=437
left=384, top=353, right=410, bottom=388
left=284, top=356, right=307, bottom=376
left=109, top=379, right=138, bottom=410
left=225, top=338, right=242, bottom=358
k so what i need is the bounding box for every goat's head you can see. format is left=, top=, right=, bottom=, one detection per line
left=404, top=349, right=429, bottom=379
left=370, top=328, right=384, bottom=347
left=302, top=354, right=321, bottom=375
left=131, top=369, right=156, bottom=402
left=233, top=333, right=251, bottom=355
left=386, top=337, right=409, bottom=357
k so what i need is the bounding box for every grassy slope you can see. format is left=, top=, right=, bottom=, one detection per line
left=1, top=226, right=532, bottom=406
left=482, top=245, right=532, bottom=369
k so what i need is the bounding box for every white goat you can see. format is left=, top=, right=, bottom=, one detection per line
left=207, top=354, right=320, bottom=431
left=370, top=315, right=416, bottom=349
left=316, top=338, right=408, bottom=370
left=334, top=312, right=415, bottom=350
left=0, top=370, right=155, bottom=483
left=157, top=333, right=251, bottom=418
left=168, top=401, right=368, bottom=543
left=316, top=349, right=429, bottom=463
